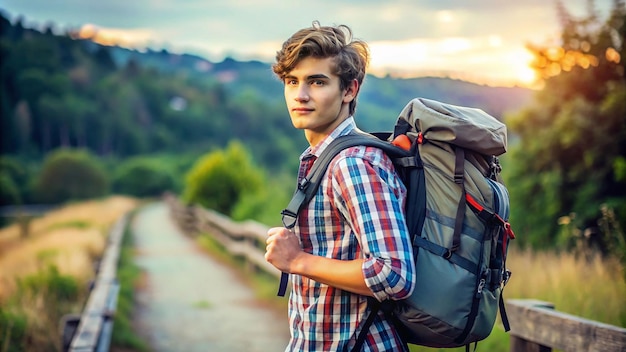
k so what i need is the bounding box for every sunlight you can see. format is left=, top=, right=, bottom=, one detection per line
left=369, top=39, right=429, bottom=70
left=369, top=37, right=539, bottom=88
left=516, top=65, right=538, bottom=86
left=488, top=35, right=502, bottom=47
left=436, top=10, right=454, bottom=23
left=510, top=47, right=539, bottom=87
left=606, top=47, right=621, bottom=63
left=438, top=37, right=472, bottom=54
left=77, top=24, right=154, bottom=48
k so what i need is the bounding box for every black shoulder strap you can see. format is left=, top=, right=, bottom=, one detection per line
left=277, top=132, right=411, bottom=297
left=280, top=133, right=397, bottom=229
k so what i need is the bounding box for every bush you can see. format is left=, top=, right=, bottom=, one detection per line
left=0, top=172, right=21, bottom=206
left=113, top=157, right=176, bottom=198
left=232, top=172, right=293, bottom=225
left=34, top=148, right=109, bottom=204
left=183, top=141, right=263, bottom=216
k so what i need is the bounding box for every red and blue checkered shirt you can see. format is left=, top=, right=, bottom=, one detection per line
left=286, top=118, right=416, bottom=352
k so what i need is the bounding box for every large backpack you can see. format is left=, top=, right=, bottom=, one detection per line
left=279, top=97, right=516, bottom=350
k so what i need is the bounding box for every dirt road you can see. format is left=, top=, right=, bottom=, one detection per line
left=131, top=202, right=290, bottom=352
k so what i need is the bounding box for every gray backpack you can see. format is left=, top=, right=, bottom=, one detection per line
left=280, top=98, right=516, bottom=350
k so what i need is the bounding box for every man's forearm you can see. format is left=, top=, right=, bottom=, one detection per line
left=291, top=252, right=374, bottom=296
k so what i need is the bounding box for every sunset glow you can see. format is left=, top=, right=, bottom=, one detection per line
left=3, top=0, right=613, bottom=90
left=75, top=21, right=541, bottom=88
left=77, top=24, right=154, bottom=48
left=367, top=37, right=539, bottom=88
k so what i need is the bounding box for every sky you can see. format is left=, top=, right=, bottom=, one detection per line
left=0, top=0, right=615, bottom=88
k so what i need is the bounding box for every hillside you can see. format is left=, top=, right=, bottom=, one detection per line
left=107, top=45, right=533, bottom=131
left=1, top=12, right=531, bottom=170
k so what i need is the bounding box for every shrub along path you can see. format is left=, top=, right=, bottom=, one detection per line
left=131, top=202, right=290, bottom=352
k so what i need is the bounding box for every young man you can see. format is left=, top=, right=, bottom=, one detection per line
left=265, top=22, right=415, bottom=351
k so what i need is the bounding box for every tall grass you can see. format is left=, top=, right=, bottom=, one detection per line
left=0, top=196, right=138, bottom=352
left=505, top=247, right=626, bottom=327
left=0, top=265, right=84, bottom=352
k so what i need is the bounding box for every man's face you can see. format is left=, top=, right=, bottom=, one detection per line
left=283, top=56, right=356, bottom=146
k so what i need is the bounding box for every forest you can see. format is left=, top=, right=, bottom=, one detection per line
left=1, top=1, right=625, bottom=261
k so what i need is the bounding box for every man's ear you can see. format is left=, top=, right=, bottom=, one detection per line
left=343, top=79, right=359, bottom=103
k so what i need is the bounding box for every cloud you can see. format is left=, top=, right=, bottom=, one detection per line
left=1, top=0, right=615, bottom=87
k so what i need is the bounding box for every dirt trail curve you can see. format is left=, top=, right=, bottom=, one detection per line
left=131, top=202, right=290, bottom=352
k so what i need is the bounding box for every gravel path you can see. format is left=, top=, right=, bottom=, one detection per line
left=131, top=202, right=290, bottom=352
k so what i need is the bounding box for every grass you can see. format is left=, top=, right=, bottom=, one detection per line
left=3, top=198, right=624, bottom=351
left=0, top=196, right=139, bottom=352
left=110, top=207, right=150, bottom=352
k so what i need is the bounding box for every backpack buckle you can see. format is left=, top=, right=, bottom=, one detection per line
left=281, top=209, right=298, bottom=229
left=503, top=269, right=512, bottom=286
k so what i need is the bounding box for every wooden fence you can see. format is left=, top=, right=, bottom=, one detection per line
left=60, top=214, right=128, bottom=352
left=166, top=195, right=626, bottom=352
left=165, top=194, right=280, bottom=278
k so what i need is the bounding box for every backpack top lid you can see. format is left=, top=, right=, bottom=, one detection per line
left=400, top=98, right=508, bottom=156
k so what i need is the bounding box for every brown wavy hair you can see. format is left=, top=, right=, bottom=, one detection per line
left=272, top=21, right=370, bottom=115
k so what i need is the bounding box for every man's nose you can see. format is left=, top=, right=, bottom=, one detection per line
left=295, top=85, right=309, bottom=102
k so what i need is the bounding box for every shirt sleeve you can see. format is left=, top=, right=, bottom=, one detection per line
left=329, top=148, right=416, bottom=302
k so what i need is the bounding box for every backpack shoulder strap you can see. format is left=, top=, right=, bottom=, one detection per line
left=281, top=132, right=397, bottom=229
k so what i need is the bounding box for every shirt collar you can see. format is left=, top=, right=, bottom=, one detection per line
left=300, top=117, right=356, bottom=161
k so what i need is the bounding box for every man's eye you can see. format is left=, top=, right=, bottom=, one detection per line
left=312, top=80, right=325, bottom=86
left=285, top=79, right=297, bottom=85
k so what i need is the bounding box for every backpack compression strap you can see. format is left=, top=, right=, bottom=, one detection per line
left=277, top=133, right=412, bottom=297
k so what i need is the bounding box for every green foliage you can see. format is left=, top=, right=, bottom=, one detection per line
left=0, top=156, right=30, bottom=205
left=183, top=141, right=263, bottom=216
left=0, top=308, right=28, bottom=352
left=16, top=265, right=79, bottom=304
left=34, top=148, right=109, bottom=204
left=111, top=210, right=149, bottom=351
left=0, top=172, right=21, bottom=206
left=0, top=11, right=529, bottom=179
left=113, top=156, right=177, bottom=198
left=232, top=172, right=294, bottom=225
left=505, top=1, right=626, bottom=255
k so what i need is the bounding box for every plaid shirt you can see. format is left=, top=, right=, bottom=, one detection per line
left=286, top=118, right=416, bottom=352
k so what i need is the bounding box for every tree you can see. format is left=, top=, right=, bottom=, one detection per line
left=34, top=148, right=109, bottom=204
left=0, top=156, right=29, bottom=206
left=505, top=0, right=626, bottom=255
left=182, top=141, right=263, bottom=216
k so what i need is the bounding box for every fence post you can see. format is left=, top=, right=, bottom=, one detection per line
left=508, top=300, right=555, bottom=352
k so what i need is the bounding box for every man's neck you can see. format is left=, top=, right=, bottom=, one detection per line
left=305, top=116, right=347, bottom=147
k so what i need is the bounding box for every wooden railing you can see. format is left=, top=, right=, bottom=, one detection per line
left=166, top=196, right=626, bottom=352
left=60, top=214, right=129, bottom=352
left=165, top=194, right=281, bottom=279
left=505, top=299, right=626, bottom=351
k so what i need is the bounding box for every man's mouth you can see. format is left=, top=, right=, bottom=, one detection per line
left=292, top=107, right=314, bottom=113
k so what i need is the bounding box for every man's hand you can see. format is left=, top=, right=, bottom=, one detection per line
left=265, top=227, right=303, bottom=273
left=265, top=227, right=374, bottom=296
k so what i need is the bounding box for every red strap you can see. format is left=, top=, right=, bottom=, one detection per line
left=465, top=194, right=484, bottom=212
left=466, top=194, right=515, bottom=237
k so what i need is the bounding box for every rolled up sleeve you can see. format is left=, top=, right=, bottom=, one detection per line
left=331, top=150, right=416, bottom=302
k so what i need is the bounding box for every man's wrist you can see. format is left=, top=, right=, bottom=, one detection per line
left=290, top=251, right=309, bottom=276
